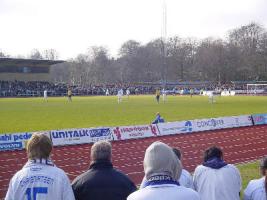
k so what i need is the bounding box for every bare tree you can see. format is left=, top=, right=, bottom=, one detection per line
left=49, top=22, right=267, bottom=84
left=0, top=50, right=6, bottom=58
left=29, top=49, right=43, bottom=60
left=43, top=49, right=59, bottom=60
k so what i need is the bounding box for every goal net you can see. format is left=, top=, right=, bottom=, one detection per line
left=247, top=84, right=267, bottom=95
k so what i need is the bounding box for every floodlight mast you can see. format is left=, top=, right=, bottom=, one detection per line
left=161, top=0, right=167, bottom=87
left=162, top=0, right=167, bottom=43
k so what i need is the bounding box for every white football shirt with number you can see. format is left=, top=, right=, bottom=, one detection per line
left=5, top=159, right=75, bottom=200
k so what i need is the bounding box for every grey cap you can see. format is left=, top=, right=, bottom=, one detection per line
left=144, top=141, right=182, bottom=181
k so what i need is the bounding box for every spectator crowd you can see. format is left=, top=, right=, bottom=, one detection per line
left=0, top=81, right=155, bottom=97
left=4, top=132, right=267, bottom=200
left=0, top=80, right=249, bottom=97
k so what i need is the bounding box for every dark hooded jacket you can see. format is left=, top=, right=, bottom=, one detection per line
left=72, top=160, right=136, bottom=200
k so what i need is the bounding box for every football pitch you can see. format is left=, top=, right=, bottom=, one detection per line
left=0, top=95, right=267, bottom=134
left=0, top=95, right=266, bottom=196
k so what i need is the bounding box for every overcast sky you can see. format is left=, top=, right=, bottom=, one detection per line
left=0, top=0, right=267, bottom=59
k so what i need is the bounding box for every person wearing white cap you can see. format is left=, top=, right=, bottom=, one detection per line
left=127, top=141, right=200, bottom=200
left=244, top=156, right=267, bottom=200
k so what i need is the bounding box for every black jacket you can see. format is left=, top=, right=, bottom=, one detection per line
left=72, top=160, right=137, bottom=200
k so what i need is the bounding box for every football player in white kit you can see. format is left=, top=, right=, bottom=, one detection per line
left=105, top=88, right=109, bottom=96
left=117, top=89, right=123, bottom=103
left=126, top=89, right=130, bottom=99
left=43, top=90, right=48, bottom=102
left=208, top=91, right=215, bottom=104
left=162, top=88, right=167, bottom=103
left=5, top=133, right=75, bottom=200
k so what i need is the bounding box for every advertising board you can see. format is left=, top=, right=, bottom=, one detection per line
left=112, top=124, right=159, bottom=141
left=51, top=128, right=112, bottom=146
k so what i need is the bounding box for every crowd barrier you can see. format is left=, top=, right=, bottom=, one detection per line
left=112, top=124, right=159, bottom=141
left=202, top=90, right=239, bottom=96
left=51, top=127, right=112, bottom=146
left=0, top=132, right=49, bottom=151
left=221, top=91, right=236, bottom=96
left=252, top=114, right=267, bottom=125
left=0, top=113, right=263, bottom=151
left=157, top=115, right=252, bottom=136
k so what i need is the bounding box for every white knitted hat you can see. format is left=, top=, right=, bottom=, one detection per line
left=144, top=141, right=182, bottom=181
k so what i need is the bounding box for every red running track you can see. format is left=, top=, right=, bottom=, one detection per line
left=1, top=125, right=267, bottom=198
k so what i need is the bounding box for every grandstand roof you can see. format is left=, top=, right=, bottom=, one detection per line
left=0, top=57, right=65, bottom=67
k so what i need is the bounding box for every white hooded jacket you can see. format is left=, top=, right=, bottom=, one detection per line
left=127, top=141, right=200, bottom=200
left=193, top=164, right=241, bottom=200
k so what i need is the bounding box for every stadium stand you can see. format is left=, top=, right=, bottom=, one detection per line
left=0, top=58, right=64, bottom=82
left=0, top=80, right=253, bottom=97
left=0, top=59, right=259, bottom=97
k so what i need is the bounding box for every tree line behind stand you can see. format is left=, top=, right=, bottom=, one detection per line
left=2, top=22, right=267, bottom=86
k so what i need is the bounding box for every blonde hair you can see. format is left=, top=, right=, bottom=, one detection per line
left=91, top=141, right=112, bottom=161
left=26, top=133, right=52, bottom=160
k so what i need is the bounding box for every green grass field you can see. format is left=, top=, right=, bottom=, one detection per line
left=1, top=95, right=267, bottom=133
left=0, top=95, right=266, bottom=196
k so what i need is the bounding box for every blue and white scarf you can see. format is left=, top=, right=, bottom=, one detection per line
left=25, top=158, right=55, bottom=167
left=144, top=175, right=180, bottom=187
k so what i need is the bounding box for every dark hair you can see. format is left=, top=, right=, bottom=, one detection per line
left=203, top=146, right=223, bottom=162
left=260, top=157, right=267, bottom=196
left=172, top=148, right=181, bottom=160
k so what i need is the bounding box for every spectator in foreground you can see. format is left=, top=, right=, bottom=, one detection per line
left=193, top=146, right=241, bottom=200
left=244, top=156, right=267, bottom=200
left=72, top=140, right=136, bottom=200
left=152, top=112, right=165, bottom=124
left=5, top=133, right=75, bottom=200
left=127, top=141, right=200, bottom=200
left=139, top=147, right=194, bottom=189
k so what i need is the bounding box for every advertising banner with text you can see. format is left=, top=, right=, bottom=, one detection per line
left=157, top=121, right=193, bottom=136
left=192, top=115, right=253, bottom=132
left=0, top=131, right=49, bottom=151
left=51, top=128, right=112, bottom=146
left=112, top=124, right=159, bottom=141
